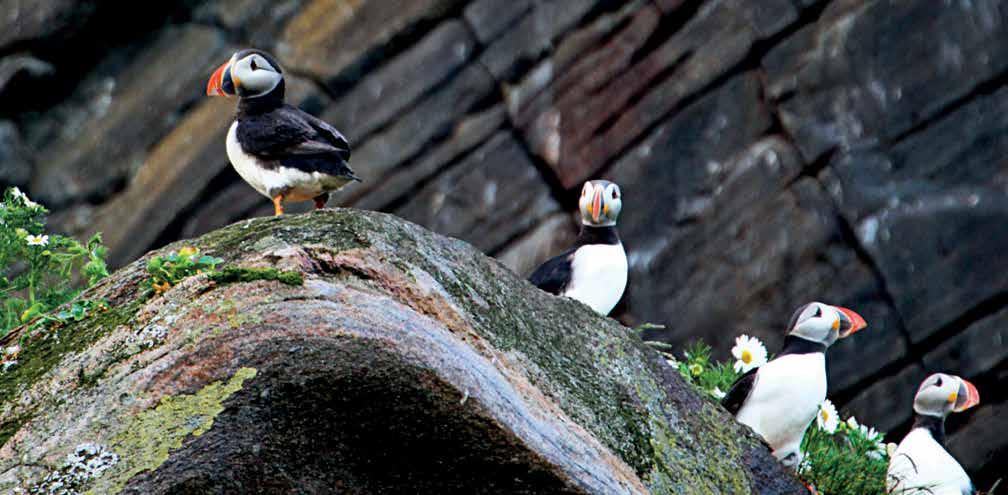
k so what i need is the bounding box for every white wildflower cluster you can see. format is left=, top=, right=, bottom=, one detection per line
left=730, top=334, right=768, bottom=373
left=843, top=417, right=888, bottom=460
left=30, top=443, right=118, bottom=495
left=1, top=345, right=19, bottom=372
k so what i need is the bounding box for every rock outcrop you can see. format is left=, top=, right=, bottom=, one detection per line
left=3, top=0, right=1006, bottom=485
left=0, top=210, right=803, bottom=494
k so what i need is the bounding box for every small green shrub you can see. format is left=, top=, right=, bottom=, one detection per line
left=0, top=187, right=108, bottom=340
left=145, top=247, right=223, bottom=295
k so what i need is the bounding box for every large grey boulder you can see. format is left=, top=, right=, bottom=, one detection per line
left=0, top=210, right=802, bottom=494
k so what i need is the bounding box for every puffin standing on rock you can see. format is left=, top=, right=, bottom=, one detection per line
left=206, top=49, right=359, bottom=215
left=721, top=302, right=867, bottom=468
left=528, top=180, right=628, bottom=316
left=887, top=373, right=979, bottom=495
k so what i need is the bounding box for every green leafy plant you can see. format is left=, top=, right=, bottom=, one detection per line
left=0, top=187, right=109, bottom=339
left=668, top=341, right=742, bottom=399
left=800, top=413, right=890, bottom=494
left=145, top=247, right=223, bottom=295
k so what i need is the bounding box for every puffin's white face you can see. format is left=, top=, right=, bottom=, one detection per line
left=206, top=49, right=284, bottom=99
left=786, top=302, right=866, bottom=346
left=913, top=373, right=980, bottom=418
left=230, top=52, right=282, bottom=97
left=578, top=180, right=622, bottom=227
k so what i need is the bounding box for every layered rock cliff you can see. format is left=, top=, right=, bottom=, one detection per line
left=2, top=0, right=1006, bottom=485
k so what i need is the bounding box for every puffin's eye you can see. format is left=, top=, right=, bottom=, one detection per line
left=250, top=59, right=258, bottom=71
left=935, top=377, right=943, bottom=387
left=611, top=188, right=619, bottom=199
left=813, top=306, right=822, bottom=318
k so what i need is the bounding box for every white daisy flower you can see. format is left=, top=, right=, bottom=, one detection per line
left=711, top=387, right=727, bottom=399
left=26, top=234, right=49, bottom=246
left=816, top=399, right=839, bottom=434
left=731, top=334, right=767, bottom=373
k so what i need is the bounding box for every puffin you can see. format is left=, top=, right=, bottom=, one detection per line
left=206, top=49, right=359, bottom=215
left=528, top=180, right=627, bottom=316
left=721, top=302, right=867, bottom=467
left=887, top=373, right=979, bottom=495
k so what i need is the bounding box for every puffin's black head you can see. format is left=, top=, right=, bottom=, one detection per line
left=207, top=49, right=285, bottom=99
left=913, top=373, right=979, bottom=418
left=785, top=301, right=867, bottom=347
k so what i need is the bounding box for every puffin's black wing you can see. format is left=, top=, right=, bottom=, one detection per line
left=238, top=105, right=354, bottom=178
left=528, top=249, right=575, bottom=295
left=721, top=367, right=758, bottom=415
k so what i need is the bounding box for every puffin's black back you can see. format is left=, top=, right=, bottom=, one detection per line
left=236, top=105, right=354, bottom=179
left=528, top=249, right=575, bottom=295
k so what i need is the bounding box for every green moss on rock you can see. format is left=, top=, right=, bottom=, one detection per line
left=0, top=300, right=142, bottom=405
left=209, top=266, right=303, bottom=286
left=93, top=367, right=257, bottom=494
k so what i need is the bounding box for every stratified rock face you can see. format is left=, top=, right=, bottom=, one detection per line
left=7, top=0, right=1008, bottom=486
left=0, top=211, right=803, bottom=494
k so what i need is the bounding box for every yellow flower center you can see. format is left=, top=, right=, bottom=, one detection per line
left=820, top=409, right=829, bottom=421
left=741, top=350, right=752, bottom=364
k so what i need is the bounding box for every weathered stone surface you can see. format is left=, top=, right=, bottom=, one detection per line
left=394, top=132, right=559, bottom=254
left=0, top=210, right=804, bottom=494
left=843, top=190, right=1008, bottom=344
left=278, top=0, right=460, bottom=85
left=352, top=105, right=507, bottom=212
left=516, top=0, right=798, bottom=187
left=463, top=0, right=531, bottom=44
left=325, top=20, right=476, bottom=140
left=0, top=55, right=54, bottom=95
left=0, top=0, right=89, bottom=47
left=0, top=121, right=32, bottom=187
left=333, top=64, right=496, bottom=202
left=842, top=364, right=926, bottom=434
left=820, top=86, right=1008, bottom=343
left=764, top=0, right=1008, bottom=161
left=27, top=25, right=231, bottom=206
left=924, top=306, right=1008, bottom=378
left=477, top=0, right=602, bottom=82
left=193, top=0, right=305, bottom=47
left=497, top=212, right=578, bottom=277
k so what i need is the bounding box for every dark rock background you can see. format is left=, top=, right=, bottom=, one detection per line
left=1, top=0, right=1005, bottom=486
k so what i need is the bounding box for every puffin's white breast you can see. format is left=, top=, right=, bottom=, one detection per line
left=563, top=242, right=628, bottom=316
left=888, top=428, right=972, bottom=495
left=226, top=122, right=325, bottom=201
left=735, top=353, right=826, bottom=462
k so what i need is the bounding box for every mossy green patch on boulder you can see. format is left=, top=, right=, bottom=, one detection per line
left=92, top=367, right=257, bottom=494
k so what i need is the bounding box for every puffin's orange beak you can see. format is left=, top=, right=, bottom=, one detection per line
left=835, top=306, right=867, bottom=337
left=953, top=378, right=980, bottom=412
left=207, top=60, right=231, bottom=97
left=591, top=185, right=602, bottom=223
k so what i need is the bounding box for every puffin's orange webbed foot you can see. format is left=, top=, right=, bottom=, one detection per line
left=272, top=195, right=284, bottom=216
